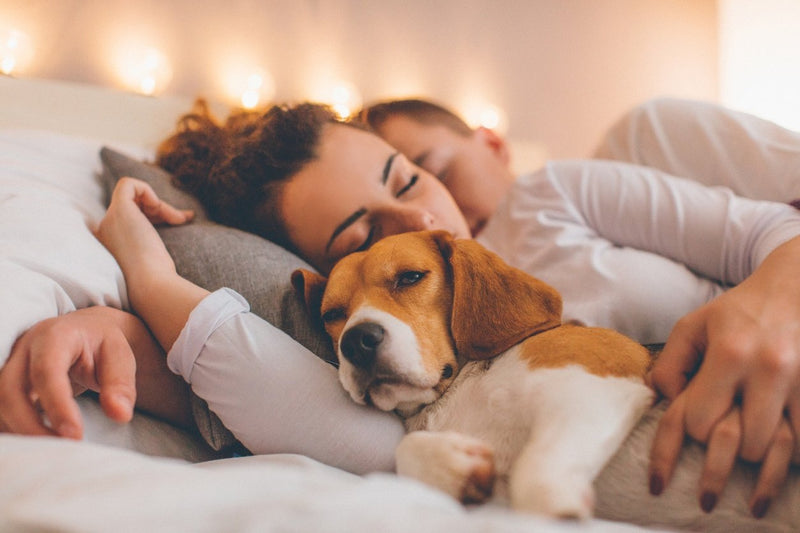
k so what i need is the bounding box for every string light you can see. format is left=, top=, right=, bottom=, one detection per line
left=216, top=58, right=276, bottom=110
left=239, top=68, right=275, bottom=110
left=138, top=47, right=171, bottom=96
left=463, top=102, right=509, bottom=135
left=241, top=73, right=262, bottom=108
left=314, top=80, right=362, bottom=120
left=0, top=27, right=33, bottom=76
left=116, top=45, right=172, bottom=96
left=5, top=29, right=510, bottom=132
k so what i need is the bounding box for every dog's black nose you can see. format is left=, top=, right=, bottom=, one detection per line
left=340, top=322, right=385, bottom=369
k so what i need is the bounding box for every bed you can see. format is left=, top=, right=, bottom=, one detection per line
left=0, top=76, right=791, bottom=533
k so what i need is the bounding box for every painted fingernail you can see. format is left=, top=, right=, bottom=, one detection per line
left=649, top=473, right=664, bottom=496
left=700, top=492, right=717, bottom=513
left=752, top=498, right=770, bottom=519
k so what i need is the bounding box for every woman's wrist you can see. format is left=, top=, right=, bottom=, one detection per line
left=745, top=236, right=800, bottom=299
left=126, top=271, right=210, bottom=353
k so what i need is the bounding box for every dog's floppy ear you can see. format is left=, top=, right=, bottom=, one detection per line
left=430, top=231, right=562, bottom=361
left=291, top=268, right=328, bottom=327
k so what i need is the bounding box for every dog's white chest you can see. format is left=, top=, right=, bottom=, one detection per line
left=406, top=348, right=534, bottom=472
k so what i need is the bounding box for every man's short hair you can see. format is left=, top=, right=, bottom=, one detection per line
left=359, top=98, right=473, bottom=137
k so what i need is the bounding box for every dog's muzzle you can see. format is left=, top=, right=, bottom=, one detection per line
left=340, top=321, right=385, bottom=369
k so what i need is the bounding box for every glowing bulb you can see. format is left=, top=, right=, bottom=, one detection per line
left=463, top=102, right=509, bottom=135
left=219, top=63, right=275, bottom=110
left=478, top=107, right=501, bottom=129
left=239, top=71, right=273, bottom=109
left=1, top=56, right=14, bottom=75
left=140, top=76, right=156, bottom=95
left=241, top=89, right=259, bottom=109
left=0, top=28, right=33, bottom=76
left=316, top=80, right=362, bottom=119
left=119, top=46, right=172, bottom=96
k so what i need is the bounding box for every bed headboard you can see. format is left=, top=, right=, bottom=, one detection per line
left=0, top=76, right=216, bottom=149
left=0, top=76, right=546, bottom=171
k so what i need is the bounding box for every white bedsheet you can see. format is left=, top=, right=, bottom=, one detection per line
left=0, top=432, right=658, bottom=533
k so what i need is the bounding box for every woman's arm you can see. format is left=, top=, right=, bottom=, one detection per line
left=95, top=177, right=204, bottom=352
left=169, top=288, right=405, bottom=473
left=95, top=178, right=405, bottom=473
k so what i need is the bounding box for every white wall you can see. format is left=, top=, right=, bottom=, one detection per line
left=1, top=0, right=718, bottom=159
left=718, top=0, right=800, bottom=131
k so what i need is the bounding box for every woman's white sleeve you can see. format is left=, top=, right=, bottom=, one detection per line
left=547, top=160, right=800, bottom=284
left=594, top=97, right=800, bottom=202
left=167, top=288, right=405, bottom=474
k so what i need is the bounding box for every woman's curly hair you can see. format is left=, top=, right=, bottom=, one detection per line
left=156, top=100, right=340, bottom=254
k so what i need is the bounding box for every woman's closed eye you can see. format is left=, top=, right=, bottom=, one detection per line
left=355, top=226, right=376, bottom=252
left=396, top=174, right=418, bottom=197
left=352, top=172, right=418, bottom=255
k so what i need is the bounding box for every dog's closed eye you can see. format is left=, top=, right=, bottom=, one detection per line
left=395, top=270, right=428, bottom=288
left=321, top=308, right=346, bottom=323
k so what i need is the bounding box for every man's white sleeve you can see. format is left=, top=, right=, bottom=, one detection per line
left=546, top=160, right=800, bottom=285
left=168, top=288, right=405, bottom=474
left=594, top=97, right=800, bottom=203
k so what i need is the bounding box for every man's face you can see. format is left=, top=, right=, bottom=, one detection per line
left=373, top=114, right=515, bottom=237
left=281, top=124, right=471, bottom=274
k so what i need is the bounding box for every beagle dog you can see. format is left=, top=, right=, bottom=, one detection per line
left=293, top=229, right=653, bottom=517
left=293, top=231, right=800, bottom=528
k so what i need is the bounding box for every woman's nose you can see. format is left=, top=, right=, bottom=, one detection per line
left=382, top=205, right=435, bottom=235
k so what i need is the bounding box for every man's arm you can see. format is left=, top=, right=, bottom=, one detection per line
left=594, top=97, right=800, bottom=202
left=0, top=306, right=192, bottom=439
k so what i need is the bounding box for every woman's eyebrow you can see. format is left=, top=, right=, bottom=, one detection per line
left=326, top=207, right=367, bottom=253
left=382, top=152, right=399, bottom=184
left=325, top=152, right=399, bottom=254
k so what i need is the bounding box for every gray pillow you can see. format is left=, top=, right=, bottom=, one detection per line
left=99, top=147, right=335, bottom=450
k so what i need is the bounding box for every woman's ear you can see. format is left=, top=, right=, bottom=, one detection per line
left=431, top=231, right=562, bottom=361
left=474, top=126, right=511, bottom=167
left=291, top=268, right=328, bottom=328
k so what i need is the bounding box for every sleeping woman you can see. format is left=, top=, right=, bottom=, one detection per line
left=2, top=98, right=800, bottom=518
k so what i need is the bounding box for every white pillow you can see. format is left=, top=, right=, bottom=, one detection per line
left=0, top=129, right=217, bottom=460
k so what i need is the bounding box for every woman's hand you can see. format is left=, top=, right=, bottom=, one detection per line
left=650, top=396, right=796, bottom=518
left=95, top=177, right=193, bottom=286
left=0, top=307, right=138, bottom=439
left=649, top=236, right=800, bottom=517
left=97, top=177, right=210, bottom=354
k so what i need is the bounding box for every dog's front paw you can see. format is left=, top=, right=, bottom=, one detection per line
left=396, top=430, right=495, bottom=504
left=510, top=473, right=595, bottom=520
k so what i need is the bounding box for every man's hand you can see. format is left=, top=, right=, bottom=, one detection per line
left=0, top=307, right=138, bottom=439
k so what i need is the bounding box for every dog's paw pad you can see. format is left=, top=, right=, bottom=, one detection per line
left=455, top=442, right=496, bottom=503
